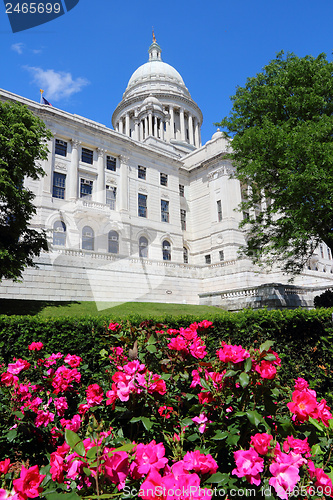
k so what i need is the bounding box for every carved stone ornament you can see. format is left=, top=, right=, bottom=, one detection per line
left=207, top=165, right=234, bottom=181
left=106, top=176, right=117, bottom=185
left=54, top=162, right=67, bottom=172
left=71, top=139, right=81, bottom=149
left=138, top=186, right=148, bottom=193
left=97, top=148, right=106, bottom=158
left=119, top=155, right=130, bottom=166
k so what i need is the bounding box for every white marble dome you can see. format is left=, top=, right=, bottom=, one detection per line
left=127, top=60, right=185, bottom=89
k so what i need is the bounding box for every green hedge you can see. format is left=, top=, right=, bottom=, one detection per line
left=0, top=308, right=332, bottom=403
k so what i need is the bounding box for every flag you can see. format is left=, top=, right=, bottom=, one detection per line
left=42, top=96, right=53, bottom=106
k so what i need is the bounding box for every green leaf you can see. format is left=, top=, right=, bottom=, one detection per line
left=86, top=447, right=97, bottom=460
left=260, top=340, right=275, bottom=352
left=187, top=433, right=199, bottom=441
left=65, top=429, right=85, bottom=457
left=146, top=344, right=157, bottom=353
left=212, top=430, right=228, bottom=440
left=244, top=357, right=252, bottom=372
left=199, top=378, right=211, bottom=391
left=6, top=429, right=17, bottom=442
left=264, top=353, right=278, bottom=361
left=83, top=467, right=92, bottom=476
left=147, top=335, right=156, bottom=344
left=309, top=416, right=325, bottom=432
left=239, top=372, right=250, bottom=388
left=141, top=417, right=154, bottom=431
left=207, top=472, right=228, bottom=484
left=44, top=492, right=81, bottom=499
left=311, top=444, right=324, bottom=456
left=109, top=443, right=135, bottom=454
left=224, top=369, right=237, bottom=378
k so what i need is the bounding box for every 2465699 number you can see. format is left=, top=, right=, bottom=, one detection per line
left=6, top=3, right=61, bottom=14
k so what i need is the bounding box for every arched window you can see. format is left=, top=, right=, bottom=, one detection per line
left=139, top=236, right=148, bottom=258
left=53, top=221, right=66, bottom=246
left=108, top=230, right=119, bottom=254
left=162, top=240, right=171, bottom=261
left=183, top=247, right=188, bottom=264
left=82, top=226, right=94, bottom=251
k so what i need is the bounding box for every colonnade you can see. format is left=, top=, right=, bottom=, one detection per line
left=115, top=105, right=201, bottom=147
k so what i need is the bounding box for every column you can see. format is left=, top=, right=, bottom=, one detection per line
left=119, top=155, right=129, bottom=212
left=125, top=113, right=130, bottom=136
left=134, top=120, right=139, bottom=141
left=145, top=116, right=148, bottom=139
left=154, top=116, right=158, bottom=137
left=96, top=148, right=105, bottom=203
left=180, top=107, right=185, bottom=142
left=119, top=119, right=124, bottom=134
left=68, top=140, right=80, bottom=200
left=188, top=114, right=194, bottom=145
left=159, top=120, right=164, bottom=141
left=148, top=113, right=153, bottom=137
left=43, top=137, right=54, bottom=194
left=169, top=107, right=174, bottom=140
left=194, top=118, right=200, bottom=148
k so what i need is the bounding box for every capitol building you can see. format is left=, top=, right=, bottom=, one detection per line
left=1, top=37, right=332, bottom=309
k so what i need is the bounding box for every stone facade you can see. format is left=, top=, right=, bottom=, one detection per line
left=1, top=37, right=333, bottom=309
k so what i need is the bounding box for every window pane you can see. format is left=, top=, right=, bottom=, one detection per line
left=160, top=173, right=168, bottom=186
left=55, top=139, right=67, bottom=157
left=217, top=200, right=222, bottom=222
left=179, top=184, right=184, bottom=197
left=53, top=220, right=66, bottom=246
left=82, top=226, right=94, bottom=250
left=81, top=148, right=93, bottom=164
left=108, top=231, right=119, bottom=254
left=106, top=186, right=116, bottom=209
left=183, top=247, right=188, bottom=264
left=163, top=240, right=171, bottom=261
left=180, top=209, right=186, bottom=230
left=161, top=200, right=169, bottom=223
left=139, top=236, right=148, bottom=258
left=106, top=155, right=116, bottom=171
left=138, top=166, right=146, bottom=179
left=205, top=254, right=211, bottom=264
left=53, top=172, right=66, bottom=199
left=138, top=194, right=147, bottom=218
left=80, top=179, right=93, bottom=199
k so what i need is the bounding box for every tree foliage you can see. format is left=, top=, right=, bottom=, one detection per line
left=0, top=101, right=51, bottom=281
left=218, top=52, right=333, bottom=274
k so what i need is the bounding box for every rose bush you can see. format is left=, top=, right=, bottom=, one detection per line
left=0, top=320, right=331, bottom=499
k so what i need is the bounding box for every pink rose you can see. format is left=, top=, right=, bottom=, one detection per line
left=217, top=342, right=250, bottom=364
left=232, top=448, right=264, bottom=486
left=250, top=433, right=273, bottom=455
left=28, top=342, right=43, bottom=351
left=13, top=465, right=46, bottom=499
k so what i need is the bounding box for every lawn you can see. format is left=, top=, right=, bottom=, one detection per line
left=0, top=299, right=223, bottom=318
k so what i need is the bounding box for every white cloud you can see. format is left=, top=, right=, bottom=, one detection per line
left=11, top=43, right=24, bottom=54
left=25, top=66, right=89, bottom=101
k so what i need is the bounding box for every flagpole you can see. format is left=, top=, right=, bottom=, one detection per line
left=40, top=89, right=44, bottom=104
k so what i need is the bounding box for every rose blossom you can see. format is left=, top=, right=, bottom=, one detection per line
left=13, top=465, right=46, bottom=499
left=250, top=433, right=273, bottom=455
left=217, top=342, right=250, bottom=364
left=28, top=342, right=43, bottom=351
left=232, top=449, right=264, bottom=486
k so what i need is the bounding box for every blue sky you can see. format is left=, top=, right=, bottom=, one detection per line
left=1, top=0, right=332, bottom=145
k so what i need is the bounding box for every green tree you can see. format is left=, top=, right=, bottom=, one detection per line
left=0, top=101, right=52, bottom=281
left=217, top=52, right=333, bottom=274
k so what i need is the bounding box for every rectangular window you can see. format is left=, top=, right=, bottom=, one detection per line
left=81, top=147, right=93, bottom=164
left=106, top=185, right=116, bottom=209
left=217, top=200, right=222, bottom=222
left=106, top=155, right=116, bottom=171
left=52, top=172, right=66, bottom=199
left=219, top=250, right=224, bottom=261
left=138, top=165, right=146, bottom=180
left=179, top=184, right=184, bottom=197
left=160, top=173, right=168, bottom=186
left=138, top=193, right=147, bottom=218
left=180, top=209, right=186, bottom=230
left=80, top=179, right=93, bottom=199
left=161, top=200, right=169, bottom=223
left=205, top=254, right=211, bottom=265
left=328, top=248, right=331, bottom=260
left=55, top=139, right=67, bottom=157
